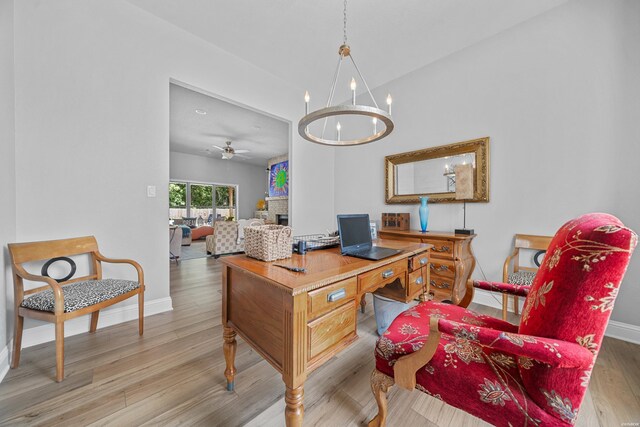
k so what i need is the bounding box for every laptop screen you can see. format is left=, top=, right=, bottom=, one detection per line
left=337, top=214, right=372, bottom=253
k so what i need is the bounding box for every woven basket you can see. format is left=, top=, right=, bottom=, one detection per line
left=244, top=225, right=293, bottom=261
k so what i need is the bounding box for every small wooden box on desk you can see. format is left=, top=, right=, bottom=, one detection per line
left=378, top=229, right=476, bottom=305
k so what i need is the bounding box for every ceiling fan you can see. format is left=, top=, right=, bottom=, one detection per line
left=211, top=141, right=250, bottom=160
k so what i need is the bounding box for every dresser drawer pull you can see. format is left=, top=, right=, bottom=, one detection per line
left=415, top=277, right=424, bottom=285
left=433, top=245, right=451, bottom=253
left=430, top=280, right=451, bottom=289
left=430, top=264, right=450, bottom=272
left=419, top=257, right=428, bottom=265
left=327, top=289, right=346, bottom=303
left=381, top=269, right=394, bottom=279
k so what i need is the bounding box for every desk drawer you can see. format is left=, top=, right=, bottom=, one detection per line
left=429, top=259, right=455, bottom=279
left=358, top=259, right=407, bottom=294
left=408, top=268, right=427, bottom=299
left=307, top=301, right=356, bottom=362
left=307, top=277, right=357, bottom=319
left=409, top=253, right=429, bottom=272
left=423, top=239, right=454, bottom=259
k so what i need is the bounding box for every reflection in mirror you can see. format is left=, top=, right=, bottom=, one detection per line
left=385, top=137, right=490, bottom=204
left=396, top=153, right=476, bottom=195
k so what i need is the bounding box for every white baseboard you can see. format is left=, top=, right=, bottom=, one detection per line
left=472, top=290, right=640, bottom=344
left=605, top=320, right=640, bottom=345
left=0, top=345, right=8, bottom=385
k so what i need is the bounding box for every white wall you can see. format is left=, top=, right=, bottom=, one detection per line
left=334, top=0, right=640, bottom=328
left=6, top=0, right=335, bottom=352
left=170, top=151, right=267, bottom=219
left=0, top=0, right=17, bottom=370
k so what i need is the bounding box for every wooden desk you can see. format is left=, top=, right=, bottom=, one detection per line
left=378, top=230, right=476, bottom=305
left=220, top=239, right=431, bottom=426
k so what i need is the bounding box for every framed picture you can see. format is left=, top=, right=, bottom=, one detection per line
left=268, top=160, right=289, bottom=197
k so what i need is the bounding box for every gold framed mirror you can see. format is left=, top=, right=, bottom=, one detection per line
left=385, top=137, right=490, bottom=204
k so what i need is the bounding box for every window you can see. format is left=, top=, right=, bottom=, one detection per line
left=169, top=181, right=238, bottom=224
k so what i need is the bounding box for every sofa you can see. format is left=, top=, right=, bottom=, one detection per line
left=206, top=219, right=264, bottom=258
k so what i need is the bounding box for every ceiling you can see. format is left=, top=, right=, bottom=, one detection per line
left=170, top=83, right=289, bottom=167
left=150, top=1, right=568, bottom=165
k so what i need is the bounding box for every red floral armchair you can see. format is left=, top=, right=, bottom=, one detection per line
left=369, top=213, right=637, bottom=427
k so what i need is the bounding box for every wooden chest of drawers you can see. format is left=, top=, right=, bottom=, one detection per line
left=378, top=230, right=476, bottom=304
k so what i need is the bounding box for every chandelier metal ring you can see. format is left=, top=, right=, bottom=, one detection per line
left=298, top=105, right=393, bottom=146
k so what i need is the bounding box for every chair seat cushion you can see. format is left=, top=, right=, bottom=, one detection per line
left=375, top=301, right=570, bottom=426
left=507, top=270, right=537, bottom=286
left=21, top=279, right=140, bottom=313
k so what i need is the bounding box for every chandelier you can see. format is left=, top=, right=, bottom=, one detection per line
left=298, top=0, right=394, bottom=146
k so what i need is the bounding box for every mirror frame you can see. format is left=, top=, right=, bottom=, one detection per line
left=385, top=137, right=490, bottom=204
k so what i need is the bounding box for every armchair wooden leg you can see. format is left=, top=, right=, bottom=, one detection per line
left=368, top=369, right=395, bottom=427
left=502, top=293, right=508, bottom=320
left=55, top=321, right=64, bottom=382
left=90, top=311, right=99, bottom=333
left=11, top=314, right=23, bottom=369
left=513, top=295, right=519, bottom=316
left=138, top=289, right=144, bottom=335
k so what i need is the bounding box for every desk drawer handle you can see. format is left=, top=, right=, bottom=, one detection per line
left=433, top=245, right=451, bottom=253
left=419, top=257, right=428, bottom=265
left=382, top=269, right=394, bottom=279
left=327, top=289, right=346, bottom=302
left=416, top=277, right=424, bottom=285
left=430, top=280, right=451, bottom=289
left=430, top=264, right=450, bottom=272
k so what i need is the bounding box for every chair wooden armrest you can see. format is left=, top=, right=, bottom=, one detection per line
left=13, top=264, right=65, bottom=314
left=393, top=316, right=441, bottom=390
left=94, top=252, right=144, bottom=285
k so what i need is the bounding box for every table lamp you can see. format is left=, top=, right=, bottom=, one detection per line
left=454, top=163, right=474, bottom=235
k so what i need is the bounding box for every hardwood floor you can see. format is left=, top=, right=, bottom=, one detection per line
left=1, top=256, right=638, bottom=426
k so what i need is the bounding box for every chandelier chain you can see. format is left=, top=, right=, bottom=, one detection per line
left=343, top=0, right=348, bottom=44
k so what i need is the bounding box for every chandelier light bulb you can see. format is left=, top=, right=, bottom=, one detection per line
left=350, top=77, right=357, bottom=91
left=372, top=117, right=377, bottom=133
left=336, top=121, right=342, bottom=141
left=304, top=91, right=310, bottom=103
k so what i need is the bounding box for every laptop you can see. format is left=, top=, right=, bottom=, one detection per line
left=337, top=214, right=402, bottom=261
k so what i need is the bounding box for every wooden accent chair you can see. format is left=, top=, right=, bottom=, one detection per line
left=8, top=236, right=145, bottom=382
left=368, top=214, right=636, bottom=427
left=501, top=234, right=552, bottom=320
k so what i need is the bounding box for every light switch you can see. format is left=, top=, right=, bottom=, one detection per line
left=147, top=185, right=156, bottom=198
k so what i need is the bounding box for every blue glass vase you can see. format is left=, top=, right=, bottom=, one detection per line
left=419, top=196, right=429, bottom=232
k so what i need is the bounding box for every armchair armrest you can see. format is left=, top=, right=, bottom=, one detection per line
left=94, top=252, right=144, bottom=285
left=394, top=317, right=594, bottom=390
left=474, top=280, right=530, bottom=297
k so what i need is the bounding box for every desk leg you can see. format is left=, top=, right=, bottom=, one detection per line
left=223, top=327, right=237, bottom=391
left=285, top=385, right=304, bottom=427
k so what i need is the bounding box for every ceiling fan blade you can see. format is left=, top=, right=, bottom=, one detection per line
left=211, top=145, right=225, bottom=151
left=235, top=154, right=252, bottom=159
left=234, top=149, right=250, bottom=154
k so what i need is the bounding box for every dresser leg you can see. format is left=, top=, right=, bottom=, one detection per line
left=360, top=296, right=367, bottom=313
left=285, top=385, right=304, bottom=427
left=223, top=327, right=237, bottom=391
